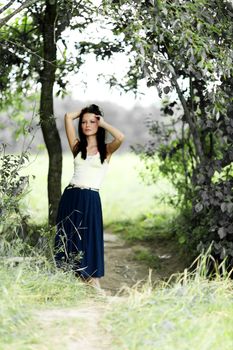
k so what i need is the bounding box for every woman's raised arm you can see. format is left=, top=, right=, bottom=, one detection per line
left=97, top=116, right=125, bottom=156
left=64, top=111, right=80, bottom=153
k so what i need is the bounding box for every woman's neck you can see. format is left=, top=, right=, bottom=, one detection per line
left=86, top=135, right=97, bottom=147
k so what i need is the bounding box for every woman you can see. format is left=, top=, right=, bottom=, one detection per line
left=54, top=104, right=124, bottom=289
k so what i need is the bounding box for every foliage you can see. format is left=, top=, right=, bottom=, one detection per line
left=0, top=0, right=103, bottom=104
left=99, top=0, right=233, bottom=263
left=0, top=142, right=51, bottom=259
left=0, top=0, right=115, bottom=224
left=0, top=0, right=38, bottom=28
left=0, top=144, right=30, bottom=245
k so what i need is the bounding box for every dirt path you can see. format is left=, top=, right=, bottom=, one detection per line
left=35, top=232, right=186, bottom=350
left=101, top=232, right=155, bottom=293
left=101, top=232, right=187, bottom=293
left=35, top=302, right=112, bottom=350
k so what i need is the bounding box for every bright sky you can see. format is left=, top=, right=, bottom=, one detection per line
left=68, top=53, right=160, bottom=110
left=63, top=5, right=161, bottom=110
left=5, top=0, right=160, bottom=110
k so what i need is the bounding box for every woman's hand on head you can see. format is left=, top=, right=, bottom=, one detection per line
left=96, top=115, right=105, bottom=127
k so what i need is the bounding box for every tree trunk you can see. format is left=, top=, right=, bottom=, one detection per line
left=40, top=0, right=62, bottom=226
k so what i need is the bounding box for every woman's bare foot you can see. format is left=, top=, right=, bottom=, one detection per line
left=88, top=277, right=100, bottom=288
left=88, top=278, right=106, bottom=295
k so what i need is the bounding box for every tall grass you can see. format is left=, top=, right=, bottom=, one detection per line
left=6, top=152, right=233, bottom=350
left=21, top=152, right=175, bottom=225
left=0, top=260, right=98, bottom=350
left=104, top=255, right=233, bottom=350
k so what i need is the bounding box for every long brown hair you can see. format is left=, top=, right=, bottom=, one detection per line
left=73, top=104, right=107, bottom=164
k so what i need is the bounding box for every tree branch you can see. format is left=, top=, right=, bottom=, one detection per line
left=0, top=0, right=16, bottom=15
left=1, top=37, right=56, bottom=67
left=0, top=0, right=37, bottom=28
left=170, top=71, right=205, bottom=162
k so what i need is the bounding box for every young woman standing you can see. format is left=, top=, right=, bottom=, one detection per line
left=54, top=104, right=124, bottom=289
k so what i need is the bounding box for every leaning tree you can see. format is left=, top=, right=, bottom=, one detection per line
left=94, top=0, right=233, bottom=263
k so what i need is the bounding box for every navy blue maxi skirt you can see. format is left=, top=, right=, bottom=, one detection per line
left=54, top=186, right=104, bottom=278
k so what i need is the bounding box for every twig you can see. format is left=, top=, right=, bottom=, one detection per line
left=0, top=0, right=38, bottom=28
left=0, top=0, right=16, bottom=15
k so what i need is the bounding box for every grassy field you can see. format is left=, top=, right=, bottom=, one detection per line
left=0, top=262, right=96, bottom=350
left=105, top=272, right=233, bottom=350
left=1, top=258, right=233, bottom=350
left=3, top=151, right=233, bottom=350
left=22, top=151, right=175, bottom=225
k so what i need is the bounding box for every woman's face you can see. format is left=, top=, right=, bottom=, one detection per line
left=81, top=113, right=99, bottom=136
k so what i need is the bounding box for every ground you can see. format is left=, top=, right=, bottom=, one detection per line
left=35, top=231, right=188, bottom=350
left=102, top=232, right=188, bottom=293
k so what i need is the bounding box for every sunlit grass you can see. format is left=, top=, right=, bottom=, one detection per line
left=104, top=266, right=233, bottom=350
left=22, top=151, right=175, bottom=225
left=107, top=212, right=174, bottom=241
left=0, top=262, right=97, bottom=349
left=101, top=153, right=175, bottom=225
left=6, top=153, right=233, bottom=350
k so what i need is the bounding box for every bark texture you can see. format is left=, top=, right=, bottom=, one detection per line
left=40, top=0, right=62, bottom=226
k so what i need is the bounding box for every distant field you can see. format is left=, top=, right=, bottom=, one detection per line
left=22, top=152, right=175, bottom=225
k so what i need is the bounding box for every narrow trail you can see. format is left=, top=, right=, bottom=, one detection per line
left=102, top=232, right=187, bottom=293
left=35, top=232, right=187, bottom=350
left=36, top=303, right=112, bottom=350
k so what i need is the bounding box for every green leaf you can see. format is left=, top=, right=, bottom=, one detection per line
left=195, top=203, right=203, bottom=213
left=218, top=227, right=226, bottom=239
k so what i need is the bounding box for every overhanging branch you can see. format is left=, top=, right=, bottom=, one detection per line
left=0, top=0, right=38, bottom=28
left=170, top=72, right=205, bottom=162
left=0, top=0, right=16, bottom=15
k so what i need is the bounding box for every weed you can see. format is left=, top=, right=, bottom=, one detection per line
left=106, top=212, right=174, bottom=242
left=133, top=247, right=161, bottom=269
left=104, top=253, right=233, bottom=350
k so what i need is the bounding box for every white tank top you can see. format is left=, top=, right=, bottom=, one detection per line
left=69, top=152, right=109, bottom=190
